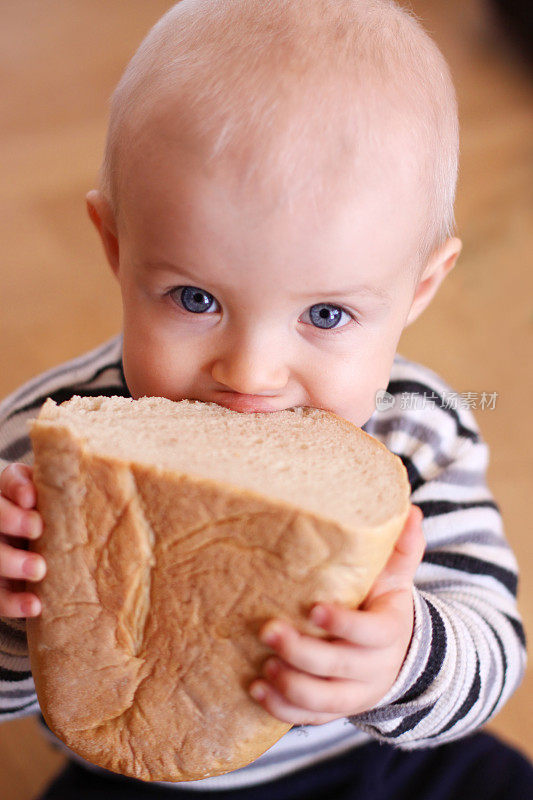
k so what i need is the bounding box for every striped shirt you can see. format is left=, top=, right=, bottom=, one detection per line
left=0, top=334, right=527, bottom=791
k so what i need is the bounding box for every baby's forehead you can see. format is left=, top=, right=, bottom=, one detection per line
left=117, top=63, right=428, bottom=215
left=105, top=0, right=458, bottom=264
left=117, top=103, right=426, bottom=292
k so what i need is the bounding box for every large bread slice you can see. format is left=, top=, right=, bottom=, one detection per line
left=27, top=395, right=410, bottom=783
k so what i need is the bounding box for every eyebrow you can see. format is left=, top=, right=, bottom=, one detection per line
left=145, top=261, right=391, bottom=304
left=293, top=285, right=391, bottom=302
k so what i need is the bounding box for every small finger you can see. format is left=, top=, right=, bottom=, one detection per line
left=0, top=464, right=36, bottom=508
left=260, top=619, right=376, bottom=679
left=307, top=604, right=397, bottom=648
left=248, top=679, right=339, bottom=726
left=257, top=659, right=364, bottom=715
left=0, top=540, right=47, bottom=581
left=0, top=586, right=41, bottom=618
left=0, top=496, right=42, bottom=539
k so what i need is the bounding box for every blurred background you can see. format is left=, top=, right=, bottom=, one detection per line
left=0, top=1, right=532, bottom=797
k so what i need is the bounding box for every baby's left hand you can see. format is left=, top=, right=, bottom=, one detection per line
left=249, top=504, right=425, bottom=725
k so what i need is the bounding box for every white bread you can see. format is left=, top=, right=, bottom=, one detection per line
left=27, top=395, right=410, bottom=783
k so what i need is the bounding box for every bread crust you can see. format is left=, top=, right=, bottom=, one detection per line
left=27, top=402, right=410, bottom=782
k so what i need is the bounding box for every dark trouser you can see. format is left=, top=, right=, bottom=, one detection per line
left=36, top=731, right=533, bottom=800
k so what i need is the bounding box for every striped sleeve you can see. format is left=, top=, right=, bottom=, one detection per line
left=0, top=334, right=127, bottom=721
left=349, top=358, right=527, bottom=747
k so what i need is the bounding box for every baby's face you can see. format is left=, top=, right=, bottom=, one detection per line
left=99, top=130, right=428, bottom=428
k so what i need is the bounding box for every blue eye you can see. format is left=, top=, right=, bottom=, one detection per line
left=306, top=303, right=352, bottom=330
left=171, top=286, right=219, bottom=313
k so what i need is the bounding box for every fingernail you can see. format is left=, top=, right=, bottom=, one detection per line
left=261, top=623, right=284, bottom=646
left=28, top=513, right=41, bottom=538
left=23, top=557, right=45, bottom=580
left=16, top=485, right=33, bottom=508
left=250, top=683, right=266, bottom=701
left=21, top=598, right=38, bottom=616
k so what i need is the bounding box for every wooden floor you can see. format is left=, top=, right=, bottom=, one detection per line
left=1, top=1, right=532, bottom=797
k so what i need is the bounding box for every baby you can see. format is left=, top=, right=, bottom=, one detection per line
left=1, top=1, right=531, bottom=798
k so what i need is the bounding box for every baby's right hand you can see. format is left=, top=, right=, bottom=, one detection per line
left=0, top=464, right=46, bottom=618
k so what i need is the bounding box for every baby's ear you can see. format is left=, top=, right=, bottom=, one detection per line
left=404, top=237, right=462, bottom=328
left=86, top=190, right=120, bottom=277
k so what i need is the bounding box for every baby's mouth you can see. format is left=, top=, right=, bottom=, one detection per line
left=212, top=392, right=280, bottom=413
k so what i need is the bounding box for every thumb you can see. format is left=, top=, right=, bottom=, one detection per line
left=362, top=505, right=425, bottom=607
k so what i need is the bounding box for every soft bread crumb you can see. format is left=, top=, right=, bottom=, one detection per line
left=33, top=396, right=409, bottom=529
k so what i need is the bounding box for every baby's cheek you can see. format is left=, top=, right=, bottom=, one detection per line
left=311, top=366, right=377, bottom=427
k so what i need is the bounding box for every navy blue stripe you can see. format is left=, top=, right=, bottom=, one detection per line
left=0, top=619, right=28, bottom=644
left=377, top=704, right=435, bottom=738
left=430, top=654, right=482, bottom=737
left=392, top=598, right=447, bottom=705
left=0, top=435, right=31, bottom=462
left=386, top=379, right=480, bottom=443
left=423, top=552, right=517, bottom=596
left=398, top=454, right=424, bottom=493
left=0, top=666, right=32, bottom=682
left=504, top=613, right=527, bottom=648
left=483, top=622, right=507, bottom=722
left=416, top=499, right=499, bottom=518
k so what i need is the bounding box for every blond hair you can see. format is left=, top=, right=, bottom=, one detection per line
left=100, top=0, right=459, bottom=270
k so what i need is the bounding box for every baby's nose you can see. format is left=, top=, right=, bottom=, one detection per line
left=211, top=334, right=289, bottom=396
